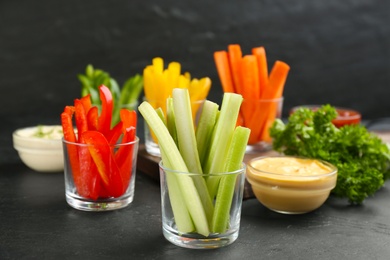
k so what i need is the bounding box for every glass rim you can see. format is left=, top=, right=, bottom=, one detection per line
left=247, top=155, right=337, bottom=179
left=62, top=136, right=139, bottom=147
left=159, top=160, right=246, bottom=176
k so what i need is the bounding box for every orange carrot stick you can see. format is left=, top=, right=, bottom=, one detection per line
left=240, top=55, right=260, bottom=99
left=239, top=55, right=261, bottom=136
left=227, top=44, right=243, bottom=95
left=261, top=60, right=290, bottom=99
left=252, top=46, right=268, bottom=98
left=259, top=99, right=282, bottom=142
left=258, top=61, right=290, bottom=141
left=214, top=51, right=235, bottom=93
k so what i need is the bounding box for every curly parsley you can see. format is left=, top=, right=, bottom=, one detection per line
left=270, top=105, right=390, bottom=204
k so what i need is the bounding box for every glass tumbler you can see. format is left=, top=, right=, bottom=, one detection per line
left=159, top=161, right=246, bottom=249
left=63, top=137, right=139, bottom=211
left=240, top=97, right=284, bottom=153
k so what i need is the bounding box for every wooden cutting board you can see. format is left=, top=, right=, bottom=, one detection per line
left=136, top=144, right=278, bottom=200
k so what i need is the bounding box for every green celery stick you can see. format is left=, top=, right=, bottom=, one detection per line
left=195, top=100, right=219, bottom=168
left=160, top=148, right=194, bottom=234
left=172, top=88, right=203, bottom=174
left=155, top=107, right=166, bottom=125
left=138, top=101, right=210, bottom=236
left=211, top=126, right=250, bottom=233
left=204, top=93, right=243, bottom=199
left=172, top=88, right=214, bottom=226
left=166, top=97, right=178, bottom=146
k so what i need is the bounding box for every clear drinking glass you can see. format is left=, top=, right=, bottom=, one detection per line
left=63, top=137, right=139, bottom=211
left=159, top=161, right=246, bottom=249
left=241, top=97, right=284, bottom=153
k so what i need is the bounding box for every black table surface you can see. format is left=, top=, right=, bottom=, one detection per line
left=2, top=121, right=390, bottom=259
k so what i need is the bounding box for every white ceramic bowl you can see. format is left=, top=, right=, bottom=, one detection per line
left=13, top=125, right=64, bottom=172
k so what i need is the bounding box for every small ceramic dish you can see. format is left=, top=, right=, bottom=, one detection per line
left=13, top=125, right=64, bottom=172
left=246, top=155, right=337, bottom=214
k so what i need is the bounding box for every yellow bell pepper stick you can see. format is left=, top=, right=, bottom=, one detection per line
left=152, top=57, right=164, bottom=74
left=167, top=62, right=181, bottom=90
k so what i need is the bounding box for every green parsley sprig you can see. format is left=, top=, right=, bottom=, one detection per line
left=270, top=104, right=390, bottom=204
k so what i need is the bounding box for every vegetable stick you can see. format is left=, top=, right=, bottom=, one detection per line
left=143, top=66, right=155, bottom=101
left=261, top=60, right=290, bottom=100
left=160, top=149, right=195, bottom=234
left=227, top=44, right=243, bottom=95
left=173, top=88, right=214, bottom=228
left=259, top=99, right=281, bottom=142
left=239, top=55, right=260, bottom=136
left=213, top=51, right=235, bottom=93
left=204, top=93, right=243, bottom=199
left=166, top=98, right=178, bottom=146
left=195, top=100, right=219, bottom=168
left=245, top=60, right=289, bottom=143
left=152, top=57, right=164, bottom=74
left=244, top=99, right=265, bottom=144
left=240, top=55, right=260, bottom=99
left=167, top=61, right=181, bottom=91
left=251, top=46, right=268, bottom=98
left=257, top=61, right=290, bottom=141
left=211, top=126, right=249, bottom=233
left=178, top=74, right=189, bottom=89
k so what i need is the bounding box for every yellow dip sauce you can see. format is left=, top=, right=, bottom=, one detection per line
left=247, top=156, right=337, bottom=214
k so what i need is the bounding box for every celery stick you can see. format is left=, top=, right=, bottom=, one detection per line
left=172, top=88, right=203, bottom=174
left=155, top=107, right=166, bottom=126
left=211, top=126, right=250, bottom=233
left=138, top=101, right=210, bottom=236
left=166, top=97, right=178, bottom=146
left=172, top=88, right=214, bottom=226
left=160, top=149, right=194, bottom=234
left=195, top=100, right=219, bottom=168
left=204, top=93, right=243, bottom=199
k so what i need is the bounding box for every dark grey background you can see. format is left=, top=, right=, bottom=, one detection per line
left=1, top=0, right=389, bottom=160
left=1, top=2, right=390, bottom=258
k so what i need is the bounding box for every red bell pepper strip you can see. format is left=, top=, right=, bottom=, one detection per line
left=120, top=109, right=137, bottom=130
left=74, top=99, right=89, bottom=142
left=82, top=130, right=125, bottom=198
left=115, top=126, right=136, bottom=189
left=114, top=109, right=137, bottom=188
left=87, top=106, right=98, bottom=131
left=61, top=106, right=91, bottom=198
left=106, top=121, right=124, bottom=145
left=97, top=85, right=113, bottom=137
left=61, top=106, right=76, bottom=143
left=80, top=94, right=92, bottom=112
left=74, top=99, right=101, bottom=200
